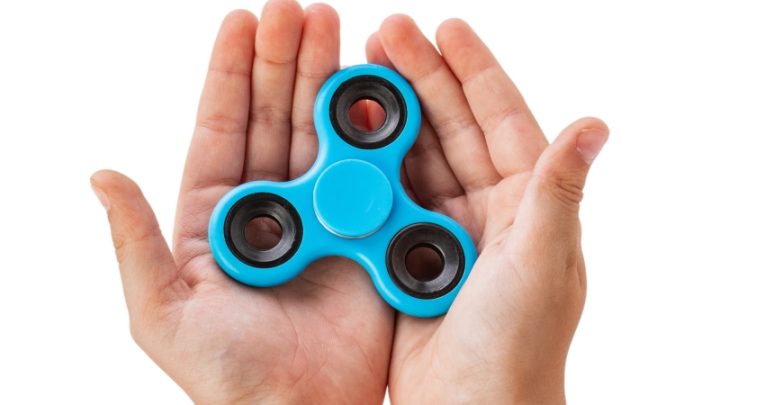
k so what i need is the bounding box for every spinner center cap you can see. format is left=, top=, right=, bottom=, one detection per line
left=313, top=159, right=393, bottom=238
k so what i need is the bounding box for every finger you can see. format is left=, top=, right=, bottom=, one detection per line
left=403, top=119, right=464, bottom=210
left=513, top=117, right=608, bottom=243
left=178, top=10, right=256, bottom=200
left=91, top=170, right=188, bottom=319
left=365, top=32, right=392, bottom=68
left=436, top=19, right=547, bottom=176
left=289, top=3, right=340, bottom=179
left=366, top=32, right=463, bottom=210
left=176, top=11, right=257, bottom=254
left=378, top=15, right=501, bottom=191
left=245, top=0, right=304, bottom=181
left=449, top=119, right=606, bottom=337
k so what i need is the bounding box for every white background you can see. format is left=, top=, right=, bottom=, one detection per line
left=1, top=0, right=764, bottom=403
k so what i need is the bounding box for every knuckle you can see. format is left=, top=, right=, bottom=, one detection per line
left=432, top=111, right=476, bottom=139
left=537, top=171, right=585, bottom=209
left=244, top=169, right=284, bottom=182
left=196, top=112, right=247, bottom=137
left=250, top=105, right=291, bottom=128
left=112, top=235, right=131, bottom=264
left=290, top=120, right=317, bottom=139
left=112, top=228, right=162, bottom=265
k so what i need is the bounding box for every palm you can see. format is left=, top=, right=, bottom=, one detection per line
left=96, top=4, right=393, bottom=404
left=155, top=253, right=391, bottom=403
left=433, top=176, right=528, bottom=247
left=366, top=15, right=602, bottom=403
left=169, top=5, right=394, bottom=402
left=390, top=122, right=534, bottom=402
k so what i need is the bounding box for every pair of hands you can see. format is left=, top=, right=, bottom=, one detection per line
left=91, top=1, right=608, bottom=403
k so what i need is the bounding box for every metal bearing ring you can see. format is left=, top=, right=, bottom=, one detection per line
left=329, top=75, right=407, bottom=149
left=386, top=223, right=465, bottom=299
left=224, top=193, right=302, bottom=268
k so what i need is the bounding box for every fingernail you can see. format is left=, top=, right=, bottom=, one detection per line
left=91, top=183, right=110, bottom=211
left=576, top=127, right=608, bottom=165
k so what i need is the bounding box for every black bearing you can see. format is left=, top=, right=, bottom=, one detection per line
left=387, top=223, right=465, bottom=299
left=329, top=75, right=407, bottom=149
left=224, top=193, right=302, bottom=268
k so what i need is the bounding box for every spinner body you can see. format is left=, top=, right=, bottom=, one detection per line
left=209, top=64, right=477, bottom=317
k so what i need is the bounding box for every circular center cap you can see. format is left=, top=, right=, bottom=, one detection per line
left=313, top=159, right=393, bottom=238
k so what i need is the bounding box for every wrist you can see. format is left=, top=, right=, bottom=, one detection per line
left=192, top=389, right=288, bottom=405
left=503, top=371, right=566, bottom=405
left=476, top=369, right=565, bottom=405
left=390, top=364, right=565, bottom=405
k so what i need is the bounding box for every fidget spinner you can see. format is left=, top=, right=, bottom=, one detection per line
left=209, top=64, right=476, bottom=317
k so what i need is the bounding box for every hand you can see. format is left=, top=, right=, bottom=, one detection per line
left=91, top=2, right=394, bottom=404
left=366, top=16, right=609, bottom=404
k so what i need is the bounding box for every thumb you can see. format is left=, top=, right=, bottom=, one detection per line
left=513, top=117, right=608, bottom=243
left=91, top=170, right=182, bottom=320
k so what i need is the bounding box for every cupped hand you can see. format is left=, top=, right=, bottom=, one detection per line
left=366, top=16, right=609, bottom=404
left=91, top=2, right=393, bottom=404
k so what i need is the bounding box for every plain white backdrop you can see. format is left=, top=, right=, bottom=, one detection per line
left=1, top=0, right=764, bottom=403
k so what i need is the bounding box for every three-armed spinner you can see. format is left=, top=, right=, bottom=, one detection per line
left=209, top=64, right=476, bottom=317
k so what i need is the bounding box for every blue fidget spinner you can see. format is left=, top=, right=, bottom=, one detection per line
left=209, top=64, right=477, bottom=317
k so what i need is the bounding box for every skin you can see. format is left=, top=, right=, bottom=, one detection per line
left=91, top=1, right=608, bottom=404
